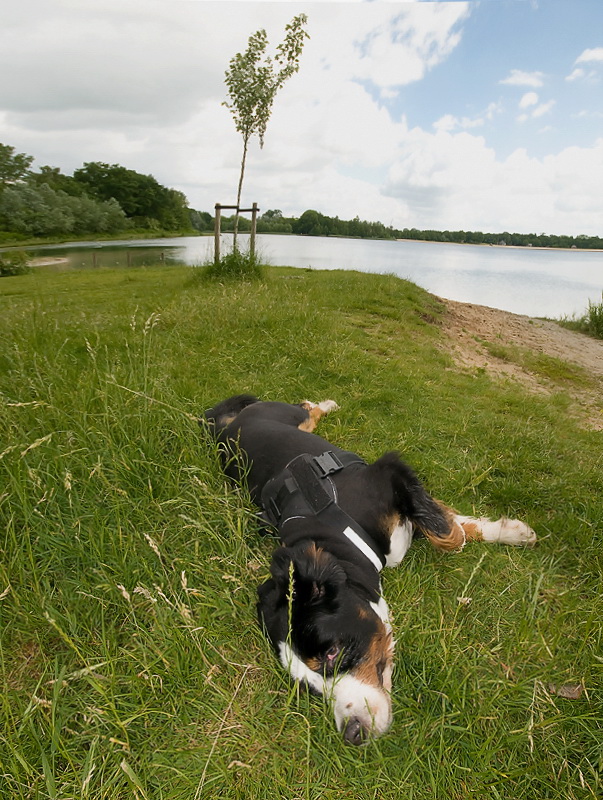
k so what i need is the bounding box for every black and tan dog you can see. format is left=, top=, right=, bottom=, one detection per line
left=203, top=394, right=536, bottom=745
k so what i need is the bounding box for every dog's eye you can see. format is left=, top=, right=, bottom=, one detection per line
left=325, top=646, right=340, bottom=664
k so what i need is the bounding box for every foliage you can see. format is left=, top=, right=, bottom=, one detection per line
left=257, top=209, right=293, bottom=234
left=223, top=15, right=309, bottom=244
left=558, top=293, right=603, bottom=340
left=0, top=249, right=30, bottom=276
left=293, top=209, right=391, bottom=239
left=0, top=142, right=33, bottom=187
left=0, top=264, right=601, bottom=798
left=198, top=246, right=264, bottom=281
left=585, top=295, right=603, bottom=338
left=189, top=208, right=213, bottom=232
left=290, top=209, right=603, bottom=248
left=0, top=143, right=197, bottom=241
left=29, top=165, right=86, bottom=196
left=0, top=182, right=127, bottom=237
left=73, top=162, right=191, bottom=230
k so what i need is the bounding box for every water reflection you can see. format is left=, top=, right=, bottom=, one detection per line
left=16, top=234, right=603, bottom=318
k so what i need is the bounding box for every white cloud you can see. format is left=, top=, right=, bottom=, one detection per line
left=353, top=3, right=470, bottom=89
left=519, top=92, right=539, bottom=109
left=566, top=67, right=586, bottom=82
left=500, top=69, right=545, bottom=88
left=517, top=97, right=555, bottom=123
left=384, top=129, right=603, bottom=235
left=575, top=47, right=603, bottom=63
left=433, top=102, right=502, bottom=133
left=532, top=99, right=556, bottom=118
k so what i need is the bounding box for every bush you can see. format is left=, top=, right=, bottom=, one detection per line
left=198, top=247, right=264, bottom=281
left=0, top=250, right=30, bottom=276
left=559, top=292, right=603, bottom=340
left=585, top=294, right=603, bottom=339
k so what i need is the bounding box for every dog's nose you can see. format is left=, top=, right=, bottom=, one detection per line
left=343, top=717, right=366, bottom=746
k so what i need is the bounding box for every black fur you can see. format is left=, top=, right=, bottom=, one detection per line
left=202, top=394, right=450, bottom=742
left=203, top=395, right=448, bottom=641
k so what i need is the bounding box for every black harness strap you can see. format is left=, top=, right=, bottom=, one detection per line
left=260, top=451, right=385, bottom=571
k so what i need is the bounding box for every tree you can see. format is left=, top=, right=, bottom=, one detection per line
left=73, top=162, right=190, bottom=229
left=0, top=143, right=33, bottom=188
left=223, top=14, right=309, bottom=247
left=30, top=165, right=85, bottom=196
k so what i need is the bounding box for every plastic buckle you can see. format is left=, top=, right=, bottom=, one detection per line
left=312, top=451, right=344, bottom=478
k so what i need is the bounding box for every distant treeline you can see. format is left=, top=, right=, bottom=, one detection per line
left=2, top=143, right=601, bottom=249
left=227, top=208, right=603, bottom=250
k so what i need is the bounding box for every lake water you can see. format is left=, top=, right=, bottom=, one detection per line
left=20, top=234, right=603, bottom=318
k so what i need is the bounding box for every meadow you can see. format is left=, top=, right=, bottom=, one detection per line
left=0, top=264, right=601, bottom=799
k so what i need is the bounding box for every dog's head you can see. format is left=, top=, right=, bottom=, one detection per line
left=257, top=540, right=394, bottom=744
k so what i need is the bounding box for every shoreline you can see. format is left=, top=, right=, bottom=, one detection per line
left=2, top=231, right=602, bottom=255
left=396, top=238, right=603, bottom=253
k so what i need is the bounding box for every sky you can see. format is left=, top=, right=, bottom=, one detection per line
left=1, top=0, right=602, bottom=236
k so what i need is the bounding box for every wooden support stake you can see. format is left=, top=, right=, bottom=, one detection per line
left=214, top=203, right=222, bottom=265
left=250, top=202, right=258, bottom=259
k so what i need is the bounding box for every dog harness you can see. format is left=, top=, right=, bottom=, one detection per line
left=260, top=451, right=385, bottom=572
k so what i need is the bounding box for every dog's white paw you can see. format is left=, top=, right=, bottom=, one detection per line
left=301, top=400, right=339, bottom=414
left=481, top=518, right=537, bottom=546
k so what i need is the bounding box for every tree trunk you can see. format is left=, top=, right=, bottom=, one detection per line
left=233, top=136, right=249, bottom=251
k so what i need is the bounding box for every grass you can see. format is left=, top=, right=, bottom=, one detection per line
left=558, top=293, right=603, bottom=340
left=479, top=339, right=594, bottom=387
left=198, top=247, right=264, bottom=281
left=0, top=264, right=602, bottom=799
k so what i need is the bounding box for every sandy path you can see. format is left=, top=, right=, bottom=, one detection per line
left=439, top=298, right=603, bottom=429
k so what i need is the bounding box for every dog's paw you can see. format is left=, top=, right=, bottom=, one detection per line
left=301, top=400, right=339, bottom=414
left=481, top=518, right=537, bottom=547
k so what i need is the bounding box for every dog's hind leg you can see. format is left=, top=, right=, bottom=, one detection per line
left=297, top=400, right=340, bottom=433
left=424, top=504, right=537, bottom=551
left=455, top=515, right=537, bottom=547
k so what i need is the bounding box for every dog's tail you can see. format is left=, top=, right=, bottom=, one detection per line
left=201, top=394, right=260, bottom=435
left=368, top=452, right=464, bottom=550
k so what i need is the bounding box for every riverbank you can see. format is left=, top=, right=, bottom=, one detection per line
left=440, top=297, right=603, bottom=429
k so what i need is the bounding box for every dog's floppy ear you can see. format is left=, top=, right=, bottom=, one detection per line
left=257, top=542, right=346, bottom=646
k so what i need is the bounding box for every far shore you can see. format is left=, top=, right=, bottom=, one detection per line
left=1, top=230, right=602, bottom=255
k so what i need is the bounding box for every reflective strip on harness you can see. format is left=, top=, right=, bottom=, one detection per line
left=342, top=526, right=384, bottom=572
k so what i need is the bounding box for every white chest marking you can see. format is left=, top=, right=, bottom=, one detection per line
left=385, top=521, right=413, bottom=567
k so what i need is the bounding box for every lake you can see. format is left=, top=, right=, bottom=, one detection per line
left=19, top=234, right=603, bottom=319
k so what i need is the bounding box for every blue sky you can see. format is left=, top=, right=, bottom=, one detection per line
left=394, top=0, right=602, bottom=159
left=0, top=1, right=601, bottom=236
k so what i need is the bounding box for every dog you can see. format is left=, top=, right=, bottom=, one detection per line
left=203, top=394, right=536, bottom=745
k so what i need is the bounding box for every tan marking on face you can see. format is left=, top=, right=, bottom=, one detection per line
left=305, top=656, right=322, bottom=672
left=304, top=542, right=330, bottom=566
left=352, top=623, right=394, bottom=692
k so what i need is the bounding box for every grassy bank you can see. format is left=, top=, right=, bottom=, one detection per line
left=0, top=265, right=601, bottom=799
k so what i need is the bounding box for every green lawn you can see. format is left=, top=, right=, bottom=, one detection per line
left=1, top=265, right=601, bottom=799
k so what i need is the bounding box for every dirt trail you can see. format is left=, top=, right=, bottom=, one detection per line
left=439, top=298, right=603, bottom=430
